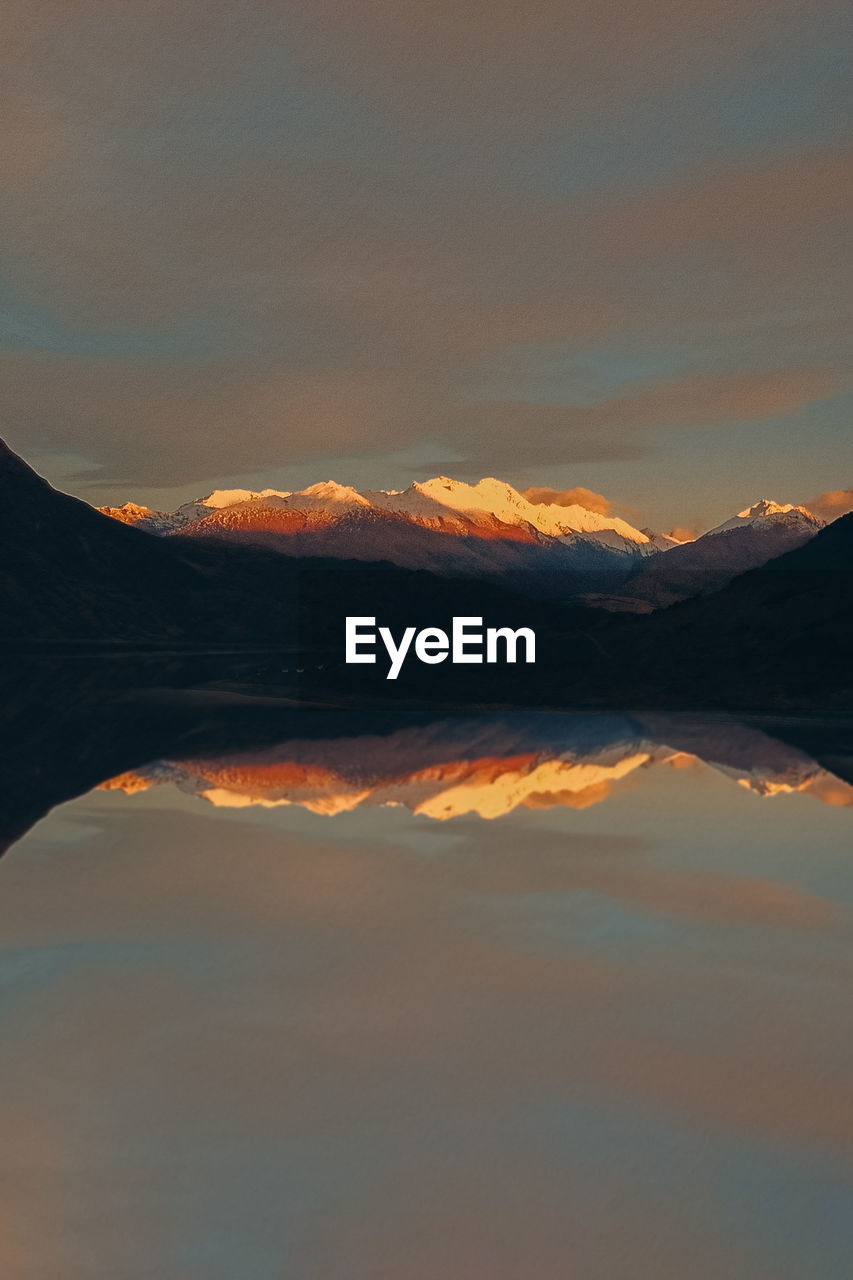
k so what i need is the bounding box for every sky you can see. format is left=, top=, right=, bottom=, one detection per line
left=1, top=0, right=851, bottom=532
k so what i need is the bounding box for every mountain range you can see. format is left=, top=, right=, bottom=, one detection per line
left=101, top=714, right=853, bottom=822
left=98, top=475, right=822, bottom=603
left=100, top=474, right=675, bottom=555
left=2, top=437, right=851, bottom=712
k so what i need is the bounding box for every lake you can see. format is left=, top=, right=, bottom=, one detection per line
left=2, top=709, right=852, bottom=1278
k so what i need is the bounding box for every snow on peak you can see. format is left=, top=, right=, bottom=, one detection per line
left=101, top=470, right=673, bottom=556
left=736, top=499, right=798, bottom=519
left=294, top=481, right=370, bottom=507
left=200, top=487, right=290, bottom=509
left=708, top=499, right=819, bottom=536
left=367, top=474, right=654, bottom=550
left=99, top=501, right=155, bottom=521
left=414, top=475, right=529, bottom=519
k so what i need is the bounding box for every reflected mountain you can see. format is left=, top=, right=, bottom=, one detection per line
left=99, top=713, right=853, bottom=821
left=2, top=653, right=851, bottom=854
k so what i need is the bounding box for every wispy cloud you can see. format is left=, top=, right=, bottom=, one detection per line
left=0, top=0, right=849, bottom=520
left=807, top=489, right=853, bottom=522
left=521, top=486, right=612, bottom=515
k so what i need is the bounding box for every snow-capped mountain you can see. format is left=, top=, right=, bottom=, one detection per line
left=102, top=487, right=296, bottom=533
left=98, top=501, right=158, bottom=525
left=706, top=499, right=820, bottom=538
left=96, top=478, right=828, bottom=603
left=363, top=477, right=661, bottom=555
left=99, top=713, right=852, bottom=820
left=604, top=498, right=825, bottom=611
left=97, top=475, right=671, bottom=590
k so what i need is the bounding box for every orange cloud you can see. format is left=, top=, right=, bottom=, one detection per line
left=806, top=489, right=853, bottom=522
left=521, top=485, right=611, bottom=515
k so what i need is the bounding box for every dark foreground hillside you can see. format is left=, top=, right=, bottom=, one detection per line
left=294, top=513, right=853, bottom=710
left=599, top=512, right=853, bottom=708
left=0, top=438, right=566, bottom=651
left=1, top=439, right=851, bottom=711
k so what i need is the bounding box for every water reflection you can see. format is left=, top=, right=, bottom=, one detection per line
left=2, top=680, right=853, bottom=1279
left=99, top=712, right=853, bottom=820
left=2, top=653, right=852, bottom=852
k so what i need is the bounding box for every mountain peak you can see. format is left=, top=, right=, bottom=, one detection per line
left=92, top=466, right=661, bottom=560
left=709, top=499, right=820, bottom=536
left=299, top=481, right=361, bottom=499
left=98, top=501, right=158, bottom=525
left=200, top=487, right=290, bottom=509
left=296, top=481, right=370, bottom=506
left=736, top=499, right=800, bottom=519
left=472, top=477, right=528, bottom=503
left=415, top=476, right=468, bottom=494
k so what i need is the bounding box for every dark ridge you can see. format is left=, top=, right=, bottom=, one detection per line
left=1, top=439, right=851, bottom=711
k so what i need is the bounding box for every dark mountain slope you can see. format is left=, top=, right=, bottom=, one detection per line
left=0, top=438, right=295, bottom=643
left=0, top=439, right=566, bottom=649
left=170, top=498, right=628, bottom=597
left=615, top=517, right=822, bottom=610
left=594, top=513, right=853, bottom=707
left=295, top=514, right=853, bottom=709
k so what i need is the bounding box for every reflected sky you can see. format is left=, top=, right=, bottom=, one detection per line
left=1, top=714, right=852, bottom=1278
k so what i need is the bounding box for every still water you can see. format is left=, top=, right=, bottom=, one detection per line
left=2, top=712, right=852, bottom=1278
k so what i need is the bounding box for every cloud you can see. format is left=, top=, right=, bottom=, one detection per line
left=521, top=486, right=612, bottom=514
left=0, top=351, right=837, bottom=504
left=668, top=526, right=700, bottom=543
left=0, top=0, right=848, bottom=510
left=807, top=489, right=853, bottom=522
